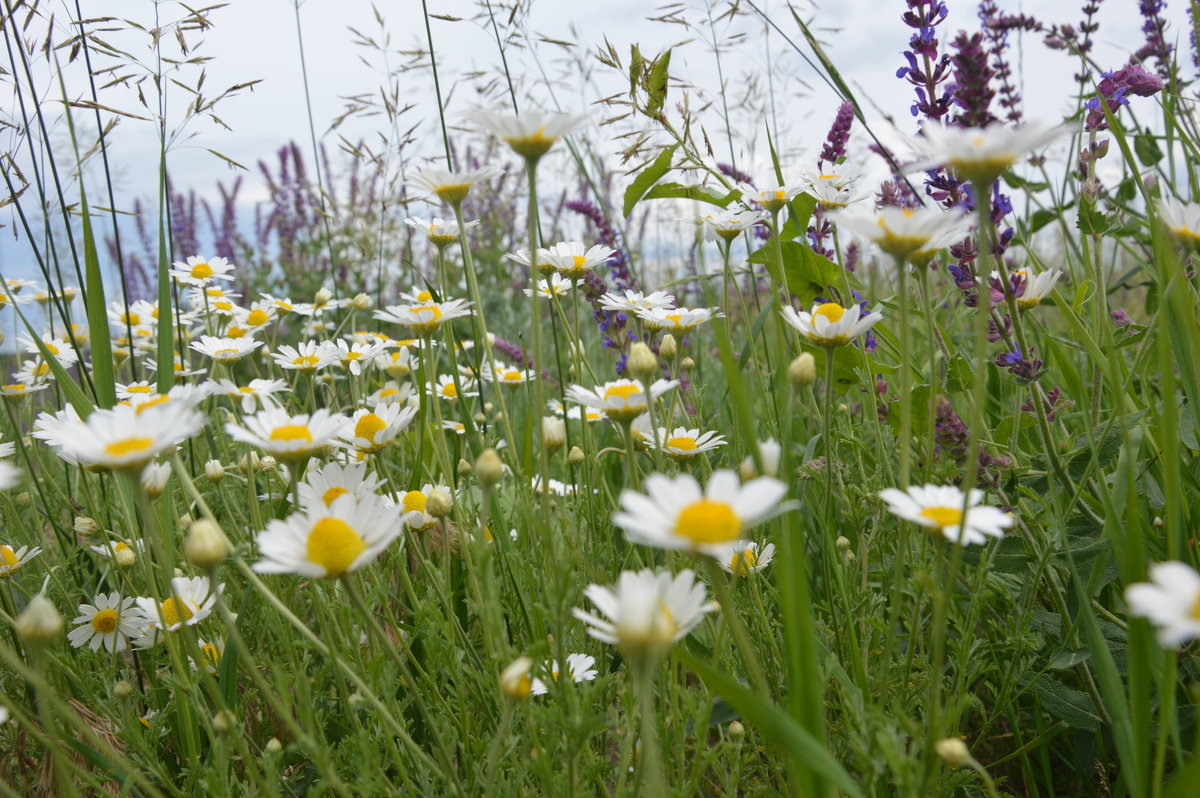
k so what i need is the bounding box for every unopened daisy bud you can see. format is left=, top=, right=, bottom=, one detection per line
left=728, top=720, right=745, bottom=742
left=115, top=545, right=137, bottom=568
left=788, top=352, right=816, bottom=390
left=426, top=488, right=453, bottom=518
left=141, top=462, right=171, bottom=498
left=659, top=334, right=677, bottom=360
left=212, top=709, right=237, bottom=735
left=265, top=737, right=283, bottom=754
left=627, top=342, right=659, bottom=381
left=935, top=738, right=970, bottom=768
left=568, top=446, right=585, bottom=466
left=16, top=594, right=62, bottom=646
left=205, top=460, right=225, bottom=482
left=238, top=451, right=261, bottom=473
left=493, top=411, right=505, bottom=423
left=74, top=516, right=99, bottom=537
left=835, top=535, right=851, bottom=550
left=476, top=448, right=505, bottom=486
left=314, top=287, right=333, bottom=305
left=351, top=293, right=372, bottom=311
left=843, top=549, right=856, bottom=563
left=457, top=458, right=473, bottom=477
left=14, top=492, right=30, bottom=507
left=185, top=519, right=230, bottom=571
left=484, top=402, right=495, bottom=413
left=258, top=456, right=277, bottom=473
left=500, top=656, right=534, bottom=701
left=1154, top=516, right=1164, bottom=528
left=113, top=680, right=134, bottom=699
left=474, top=412, right=487, bottom=425
left=542, top=416, right=566, bottom=452
left=680, top=356, right=695, bottom=371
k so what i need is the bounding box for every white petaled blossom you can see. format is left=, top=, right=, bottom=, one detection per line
left=168, top=255, right=235, bottom=287
left=698, top=207, right=768, bottom=242
left=297, top=462, right=384, bottom=510
left=335, top=339, right=387, bottom=376
left=635, top=306, right=722, bottom=334
left=800, top=161, right=863, bottom=191
left=717, top=541, right=777, bottom=577
left=804, top=180, right=869, bottom=209
left=597, top=289, right=676, bottom=313
left=539, top=242, right=615, bottom=279
left=470, top=109, right=589, bottom=162
left=878, top=484, right=1013, bottom=545
left=213, top=378, right=290, bottom=413
left=1124, top=562, right=1200, bottom=648
left=89, top=539, right=141, bottom=566
left=272, top=341, right=339, bottom=373
left=572, top=568, right=714, bottom=660
left=781, top=301, right=882, bottom=348
left=405, top=216, right=478, bottom=247
left=409, top=166, right=502, bottom=206
left=132, top=577, right=220, bottom=648
left=481, top=362, right=535, bottom=386
left=226, top=408, right=348, bottom=460
left=140, top=462, right=171, bottom=497
left=613, top=469, right=788, bottom=557
left=1157, top=198, right=1200, bottom=248
left=565, top=379, right=679, bottom=424
left=0, top=544, right=41, bottom=577
left=259, top=293, right=314, bottom=317
left=737, top=181, right=804, bottom=214
left=0, top=462, right=20, bottom=490
left=530, top=653, right=599, bottom=695
left=374, top=298, right=473, bottom=336
left=21, top=334, right=79, bottom=366
left=395, top=484, right=451, bottom=531
left=253, top=494, right=403, bottom=579
left=993, top=266, right=1063, bottom=311
left=905, top=121, right=1068, bottom=184
left=430, top=374, right=477, bottom=402
left=341, top=403, right=418, bottom=454
left=829, top=206, right=970, bottom=261
left=68, top=593, right=140, bottom=652
left=190, top=335, right=262, bottom=363
left=56, top=403, right=205, bottom=472
left=525, top=272, right=581, bottom=299
left=547, top=399, right=603, bottom=424
left=650, top=427, right=728, bottom=460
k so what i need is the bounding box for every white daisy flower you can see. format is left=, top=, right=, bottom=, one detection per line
left=905, top=121, right=1068, bottom=184
left=297, top=461, right=384, bottom=510
left=737, top=181, right=804, bottom=213
left=115, top=381, right=157, bottom=400
left=698, top=207, right=768, bottom=242
left=341, top=403, right=418, bottom=454
left=408, top=165, right=503, bottom=205
left=374, top=299, right=473, bottom=336
left=21, top=334, right=79, bottom=366
left=140, top=462, right=171, bottom=498
left=395, top=484, right=451, bottom=531
left=614, top=470, right=788, bottom=556
left=169, top=255, right=235, bottom=287
left=716, top=541, right=777, bottom=576
left=650, top=426, right=727, bottom=460
left=253, top=493, right=403, bottom=579
left=132, top=576, right=220, bottom=648
left=259, top=294, right=314, bottom=317
left=572, top=568, right=714, bottom=659
left=525, top=272, right=581, bottom=299
left=993, top=267, right=1063, bottom=311
left=1157, top=197, right=1200, bottom=248
left=1124, top=562, right=1200, bottom=648
left=430, top=374, right=477, bottom=402
left=878, top=484, right=1013, bottom=545
left=781, top=301, right=882, bottom=348
left=565, top=378, right=679, bottom=424
left=271, top=341, right=339, bottom=373
left=335, top=339, right=387, bottom=376
left=539, top=242, right=615, bottom=279
left=530, top=653, right=599, bottom=695
left=481, top=362, right=535, bottom=386
left=190, top=335, right=262, bottom=363
left=470, top=109, right=590, bottom=161
left=0, top=543, right=42, bottom=578
left=547, top=399, right=604, bottom=424
left=107, top=299, right=157, bottom=327
left=67, top=592, right=140, bottom=652
left=405, top=216, right=478, bottom=247
left=57, top=402, right=205, bottom=473
left=829, top=205, right=970, bottom=261
left=142, top=356, right=206, bottom=378
left=192, top=637, right=224, bottom=673
left=227, top=408, right=347, bottom=461
left=800, top=161, right=863, bottom=191
left=635, top=306, right=723, bottom=334
left=1, top=381, right=50, bottom=398
left=89, top=539, right=141, bottom=567
left=212, top=378, right=290, bottom=413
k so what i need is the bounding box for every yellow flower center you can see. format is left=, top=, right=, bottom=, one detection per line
left=402, top=490, right=427, bottom=513
left=441, top=382, right=458, bottom=398
left=215, top=348, right=239, bottom=357
left=674, top=499, right=742, bottom=545
left=729, top=547, right=759, bottom=576
left=345, top=352, right=362, bottom=361
left=773, top=190, right=786, bottom=201
left=115, top=542, right=131, bottom=551
left=4, top=384, right=25, bottom=392
left=247, top=308, right=269, bottom=326
left=416, top=290, right=433, bottom=302
left=160, top=596, right=194, bottom=627
left=201, top=642, right=221, bottom=668
left=814, top=303, right=845, bottom=323
left=665, top=436, right=697, bottom=451
left=354, top=413, right=387, bottom=442
left=214, top=301, right=233, bottom=311
left=1, top=545, right=17, bottom=567
left=127, top=385, right=152, bottom=394
left=306, top=517, right=366, bottom=577
left=104, top=437, right=155, bottom=458
left=572, top=255, right=588, bottom=269
left=503, top=371, right=523, bottom=381
left=919, top=506, right=963, bottom=529
left=292, top=355, right=320, bottom=369
left=45, top=342, right=59, bottom=354
left=270, top=425, right=313, bottom=444
left=91, top=608, right=119, bottom=634
left=238, top=386, right=255, bottom=394
left=322, top=486, right=350, bottom=506
left=134, top=395, right=170, bottom=415
left=433, top=183, right=472, bottom=204
left=409, top=305, right=443, bottom=322
left=190, top=262, right=214, bottom=279
left=378, top=388, right=398, bottom=398
left=603, top=384, right=641, bottom=403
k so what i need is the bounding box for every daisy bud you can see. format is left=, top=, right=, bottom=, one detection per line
left=212, top=709, right=237, bottom=735
left=14, top=492, right=30, bottom=507
left=484, top=402, right=495, bottom=413
left=258, top=456, right=278, bottom=473
left=16, top=594, right=62, bottom=646
left=185, top=519, right=231, bottom=571
left=542, top=417, right=566, bottom=452
left=265, top=737, right=283, bottom=754
left=493, top=411, right=505, bottom=423
left=935, top=738, right=970, bottom=768
left=1154, top=516, right=1164, bottom=528
left=728, top=720, right=745, bottom=743
left=113, top=680, right=134, bottom=699
left=427, top=488, right=453, bottom=518
left=205, top=460, right=225, bottom=481
left=351, top=293, right=372, bottom=311
left=500, top=656, right=534, bottom=701
left=141, top=462, right=171, bottom=499
left=314, top=287, right=333, bottom=305
left=476, top=448, right=505, bottom=487
left=681, top=356, right=695, bottom=371
left=474, top=412, right=487, bottom=425
left=568, top=446, right=585, bottom=466
left=115, top=545, right=137, bottom=568
left=457, top=458, right=473, bottom=477
left=835, top=535, right=851, bottom=550
left=659, top=334, right=677, bottom=361
left=238, top=451, right=261, bottom=474
left=788, top=352, right=816, bottom=390
left=74, top=516, right=99, bottom=537
left=627, top=342, right=659, bottom=381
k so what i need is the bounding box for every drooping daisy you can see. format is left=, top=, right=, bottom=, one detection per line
left=525, top=272, right=581, bottom=299
left=334, top=339, right=387, bottom=376
left=58, top=402, right=205, bottom=473
left=906, top=121, right=1068, bottom=184
left=212, top=378, right=290, bottom=413
left=829, top=205, right=970, bottom=261
left=614, top=470, right=788, bottom=556
left=635, top=306, right=722, bottom=334
left=572, top=568, right=714, bottom=660
left=1157, top=197, right=1200, bottom=248
left=994, top=267, right=1063, bottom=311
left=781, top=301, right=882, bottom=348
left=565, top=379, right=679, bottom=424
left=253, top=493, right=403, bottom=579
left=297, top=461, right=384, bottom=510
left=1124, top=561, right=1200, bottom=647
left=192, top=637, right=225, bottom=673
left=169, top=255, right=235, bottom=287
left=341, top=403, right=418, bottom=454
left=698, top=207, right=768, bottom=242
left=530, top=653, right=599, bottom=695
left=132, top=576, right=220, bottom=648
left=67, top=592, right=140, bottom=653
left=878, top=484, right=1013, bottom=545
left=190, top=335, right=262, bottom=363
left=405, top=216, right=479, bottom=247
left=409, top=165, right=503, bottom=206
left=539, top=242, right=615, bottom=279
left=374, top=298, right=473, bottom=335
left=471, top=109, right=590, bottom=162
left=89, top=539, right=141, bottom=567
left=272, top=341, right=339, bottom=373
left=226, top=407, right=348, bottom=460
left=259, top=294, right=315, bottom=317
left=141, top=462, right=171, bottom=498
left=650, top=426, right=728, bottom=460
left=716, top=541, right=777, bottom=576
left=0, top=544, right=41, bottom=578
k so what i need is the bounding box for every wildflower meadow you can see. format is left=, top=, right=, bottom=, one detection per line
left=2, top=0, right=1200, bottom=795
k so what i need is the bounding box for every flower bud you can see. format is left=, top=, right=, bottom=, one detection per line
left=542, top=416, right=566, bottom=452
left=659, top=334, right=677, bottom=361
left=935, top=738, right=970, bottom=768
left=474, top=412, right=487, bottom=425
left=16, top=594, right=62, bottom=646
left=141, top=462, right=171, bottom=499
left=258, top=456, right=277, bottom=473
left=426, top=488, right=453, bottom=518
left=212, top=709, right=237, bottom=735
left=475, top=448, right=505, bottom=486
left=115, top=545, right=137, bottom=568
left=204, top=460, right=225, bottom=482
left=74, top=516, right=99, bottom=537
left=14, top=492, right=30, bottom=507
left=314, top=287, right=333, bottom=305
left=265, top=737, right=283, bottom=754
left=185, top=519, right=230, bottom=571
left=457, top=458, right=473, bottom=477
left=680, top=356, right=695, bottom=371
left=788, top=352, right=816, bottom=390
left=351, top=293, right=372, bottom=311
left=728, top=720, right=745, bottom=742
left=568, top=446, right=585, bottom=466
left=238, top=451, right=261, bottom=473
left=500, top=656, right=533, bottom=701
left=835, top=535, right=851, bottom=551
left=627, top=342, right=659, bottom=381
left=113, top=680, right=134, bottom=698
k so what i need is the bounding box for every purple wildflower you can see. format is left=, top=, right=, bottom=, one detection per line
left=818, top=101, right=856, bottom=164
left=1134, top=0, right=1174, bottom=80
left=898, top=0, right=955, bottom=121
left=1084, top=63, right=1164, bottom=130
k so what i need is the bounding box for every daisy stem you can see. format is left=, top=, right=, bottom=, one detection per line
left=705, top=559, right=768, bottom=698
left=914, top=266, right=941, bottom=481
left=896, top=253, right=912, bottom=488
left=633, top=660, right=667, bottom=797
left=524, top=161, right=552, bottom=499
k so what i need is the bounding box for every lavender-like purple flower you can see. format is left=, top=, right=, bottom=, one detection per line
left=949, top=31, right=998, bottom=127
left=1084, top=63, right=1164, bottom=130
left=566, top=194, right=638, bottom=374
left=1134, top=0, right=1174, bottom=80
left=818, top=101, right=856, bottom=164
left=933, top=395, right=1011, bottom=485
left=898, top=0, right=955, bottom=121
left=978, top=0, right=1024, bottom=123
left=996, top=342, right=1043, bottom=383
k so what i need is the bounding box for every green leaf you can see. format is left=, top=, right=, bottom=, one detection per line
left=0, top=283, right=93, bottom=417
left=1134, top=132, right=1163, bottom=166
left=644, top=49, right=671, bottom=115
left=79, top=186, right=116, bottom=408
left=622, top=145, right=677, bottom=217
left=749, top=239, right=850, bottom=302
left=946, top=354, right=973, bottom=394
left=1076, top=202, right=1117, bottom=236
left=640, top=182, right=738, bottom=207
left=676, top=648, right=864, bottom=798
left=156, top=151, right=176, bottom=394
left=1027, top=674, right=1103, bottom=730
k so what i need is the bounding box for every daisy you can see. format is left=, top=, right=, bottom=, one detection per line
left=995, top=266, right=1063, bottom=311
left=405, top=216, right=478, bottom=247
left=409, top=165, right=503, bottom=206
left=108, top=299, right=157, bottom=327
left=430, top=374, right=477, bottom=402
left=539, top=242, right=615, bottom=279
left=132, top=576, right=220, bottom=648
left=169, top=255, right=235, bottom=287
left=635, top=306, right=722, bottom=334
left=193, top=637, right=224, bottom=673
left=0, top=433, right=15, bottom=458
left=334, top=339, right=387, bottom=376
left=259, top=294, right=314, bottom=317
left=1, top=381, right=49, bottom=398
left=1124, top=562, right=1200, bottom=647
left=374, top=347, right=415, bottom=379
left=58, top=402, right=205, bottom=472
left=1157, top=198, right=1200, bottom=248
left=698, top=207, right=768, bottom=242
left=804, top=180, right=869, bottom=209
left=116, top=381, right=157, bottom=400
left=366, top=381, right=413, bottom=405
left=800, top=161, right=863, bottom=191
left=525, top=272, right=581, bottom=299
left=781, top=301, right=882, bottom=348
left=471, top=109, right=590, bottom=162
left=530, top=653, right=599, bottom=695
left=190, top=335, right=262, bottom=363
left=717, top=541, right=777, bottom=576
left=89, top=539, right=141, bottom=567
left=481, top=362, right=535, bottom=386
left=547, top=399, right=604, bottom=424
left=0, top=462, right=20, bottom=490
left=212, top=378, right=290, bottom=413
left=565, top=379, right=679, bottom=424
left=67, top=593, right=140, bottom=652
left=614, top=470, right=788, bottom=556
left=396, top=484, right=451, bottom=531
left=374, top=298, right=473, bottom=335
left=341, top=403, right=418, bottom=454
left=878, top=484, right=1013, bottom=545
left=253, top=493, right=403, bottom=579
left=737, top=181, right=804, bottom=213
left=0, top=544, right=41, bottom=578
left=505, top=248, right=553, bottom=276
left=572, top=568, right=714, bottom=660
left=650, top=426, right=727, bottom=460
left=142, top=356, right=206, bottom=379
left=21, top=334, right=79, bottom=366
left=441, top=420, right=467, bottom=435
left=272, top=341, right=339, bottom=373
left=226, top=408, right=347, bottom=461
left=906, top=121, right=1068, bottom=184
left=829, top=206, right=970, bottom=261
left=141, top=462, right=171, bottom=498
left=238, top=304, right=276, bottom=330
left=297, top=461, right=384, bottom=510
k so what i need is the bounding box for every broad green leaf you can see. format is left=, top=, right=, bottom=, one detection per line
left=640, top=182, right=738, bottom=207
left=749, top=239, right=850, bottom=302
left=622, top=144, right=677, bottom=217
